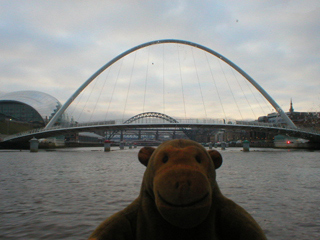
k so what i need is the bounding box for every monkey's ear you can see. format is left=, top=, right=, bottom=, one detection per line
left=138, top=147, right=155, bottom=167
left=207, top=150, right=223, bottom=169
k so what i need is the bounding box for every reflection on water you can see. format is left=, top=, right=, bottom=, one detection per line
left=0, top=147, right=319, bottom=239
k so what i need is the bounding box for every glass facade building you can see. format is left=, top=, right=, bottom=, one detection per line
left=0, top=91, right=67, bottom=125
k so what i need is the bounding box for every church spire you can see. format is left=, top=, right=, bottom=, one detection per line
left=289, top=98, right=294, bottom=113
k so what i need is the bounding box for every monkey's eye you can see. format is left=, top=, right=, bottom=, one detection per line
left=196, top=156, right=202, bottom=163
left=162, top=155, right=169, bottom=163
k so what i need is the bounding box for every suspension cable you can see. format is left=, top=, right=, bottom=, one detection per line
left=218, top=58, right=243, bottom=121
left=176, top=44, right=187, bottom=119
left=162, top=44, right=165, bottom=115
left=122, top=51, right=137, bottom=120
left=243, top=78, right=269, bottom=115
left=231, top=68, right=257, bottom=119
left=191, top=47, right=207, bottom=118
left=143, top=47, right=150, bottom=113
left=89, top=68, right=111, bottom=122
left=77, top=74, right=100, bottom=122
left=68, top=88, right=84, bottom=120
left=104, top=59, right=124, bottom=120
left=205, top=53, right=227, bottom=121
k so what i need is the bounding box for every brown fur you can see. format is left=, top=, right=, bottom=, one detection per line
left=89, top=139, right=267, bottom=240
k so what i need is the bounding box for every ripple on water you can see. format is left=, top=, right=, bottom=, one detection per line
left=0, top=148, right=319, bottom=239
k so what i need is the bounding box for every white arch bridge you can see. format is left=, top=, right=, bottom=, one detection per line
left=1, top=39, right=319, bottom=146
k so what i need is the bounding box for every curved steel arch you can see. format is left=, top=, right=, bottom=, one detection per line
left=45, top=39, right=296, bottom=129
left=123, top=112, right=179, bottom=124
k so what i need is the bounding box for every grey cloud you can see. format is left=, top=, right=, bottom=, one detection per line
left=0, top=0, right=319, bottom=119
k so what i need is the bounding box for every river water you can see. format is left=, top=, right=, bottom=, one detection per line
left=0, top=146, right=319, bottom=240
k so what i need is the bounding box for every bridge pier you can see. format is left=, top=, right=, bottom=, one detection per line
left=29, top=137, right=39, bottom=152
left=243, top=140, right=250, bottom=152
left=104, top=140, right=111, bottom=152
left=120, top=130, right=124, bottom=141
left=172, top=131, right=176, bottom=139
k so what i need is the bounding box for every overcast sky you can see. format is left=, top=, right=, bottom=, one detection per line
left=1, top=0, right=319, bottom=121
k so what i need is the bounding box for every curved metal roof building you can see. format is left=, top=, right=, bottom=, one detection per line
left=0, top=90, right=66, bottom=125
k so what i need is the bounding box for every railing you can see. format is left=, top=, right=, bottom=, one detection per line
left=72, top=118, right=289, bottom=128
left=4, top=118, right=317, bottom=143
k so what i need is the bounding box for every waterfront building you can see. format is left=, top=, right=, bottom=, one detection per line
left=0, top=91, right=69, bottom=145
left=0, top=90, right=69, bottom=127
left=258, top=99, right=320, bottom=132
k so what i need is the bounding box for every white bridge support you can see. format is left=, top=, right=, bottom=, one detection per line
left=45, top=39, right=297, bottom=129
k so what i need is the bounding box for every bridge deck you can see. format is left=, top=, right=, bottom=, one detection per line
left=2, top=123, right=320, bottom=143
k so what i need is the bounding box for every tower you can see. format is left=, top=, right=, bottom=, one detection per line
left=289, top=98, right=294, bottom=113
